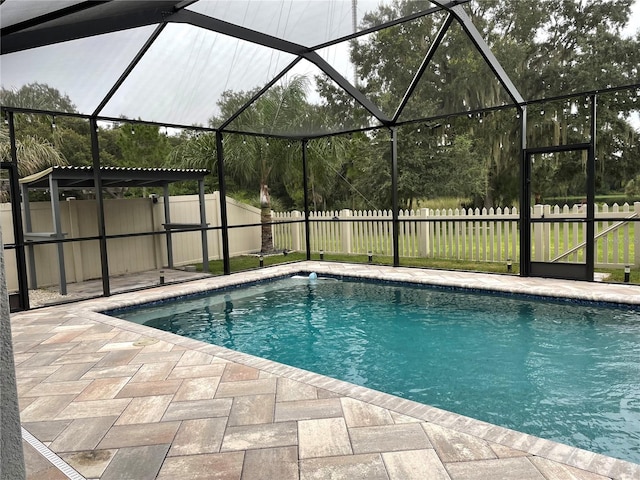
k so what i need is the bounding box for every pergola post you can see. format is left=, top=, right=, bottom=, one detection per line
left=198, top=179, right=209, bottom=272
left=21, top=183, right=37, bottom=290
left=48, top=176, right=67, bottom=295
left=163, top=184, right=173, bottom=268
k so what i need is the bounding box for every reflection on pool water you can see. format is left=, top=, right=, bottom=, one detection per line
left=112, top=276, right=640, bottom=463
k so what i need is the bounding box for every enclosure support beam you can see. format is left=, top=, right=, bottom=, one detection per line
left=216, top=132, right=231, bottom=275
left=198, top=179, right=209, bottom=272
left=163, top=184, right=173, bottom=268
left=302, top=139, right=311, bottom=260
left=2, top=1, right=168, bottom=54
left=304, top=52, right=391, bottom=125
left=586, top=95, right=597, bottom=281
left=171, top=9, right=391, bottom=125
left=393, top=14, right=454, bottom=122
left=391, top=127, right=400, bottom=266
left=519, top=106, right=530, bottom=276
left=448, top=4, right=525, bottom=106
left=90, top=118, right=110, bottom=296
left=1, top=1, right=110, bottom=37
left=93, top=23, right=167, bottom=117
left=6, top=112, right=29, bottom=310
left=219, top=59, right=303, bottom=131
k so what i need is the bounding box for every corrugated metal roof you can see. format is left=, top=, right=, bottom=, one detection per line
left=20, top=165, right=209, bottom=189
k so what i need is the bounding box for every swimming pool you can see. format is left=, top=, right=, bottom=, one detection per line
left=112, top=275, right=640, bottom=464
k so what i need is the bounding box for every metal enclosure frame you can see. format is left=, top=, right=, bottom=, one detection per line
left=1, top=1, right=639, bottom=308
left=1, top=163, right=29, bottom=312
left=523, top=143, right=595, bottom=282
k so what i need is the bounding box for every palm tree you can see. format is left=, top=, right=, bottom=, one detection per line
left=0, top=126, right=67, bottom=202
left=223, top=75, right=312, bottom=252
left=1, top=83, right=72, bottom=201
left=172, top=76, right=311, bottom=253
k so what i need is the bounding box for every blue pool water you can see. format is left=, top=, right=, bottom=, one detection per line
left=112, top=276, right=640, bottom=463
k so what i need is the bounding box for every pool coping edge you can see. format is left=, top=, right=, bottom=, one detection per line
left=20, top=262, right=640, bottom=478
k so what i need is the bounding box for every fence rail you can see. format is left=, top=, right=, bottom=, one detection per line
left=1, top=193, right=261, bottom=291
left=3, top=198, right=638, bottom=291
left=273, top=202, right=640, bottom=268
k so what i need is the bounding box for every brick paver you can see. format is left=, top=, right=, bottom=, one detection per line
left=11, top=262, right=640, bottom=479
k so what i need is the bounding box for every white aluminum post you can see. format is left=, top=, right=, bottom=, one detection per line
left=635, top=202, right=640, bottom=267
left=292, top=211, right=301, bottom=251
left=340, top=209, right=352, bottom=254
left=419, top=208, right=430, bottom=257
left=533, top=204, right=544, bottom=261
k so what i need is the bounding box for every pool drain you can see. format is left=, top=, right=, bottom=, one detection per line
left=22, top=427, right=86, bottom=480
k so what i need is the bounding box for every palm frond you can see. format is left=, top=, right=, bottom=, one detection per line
left=0, top=127, right=67, bottom=177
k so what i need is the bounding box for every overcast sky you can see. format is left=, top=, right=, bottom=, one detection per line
left=1, top=0, right=638, bottom=128
left=624, top=0, right=640, bottom=36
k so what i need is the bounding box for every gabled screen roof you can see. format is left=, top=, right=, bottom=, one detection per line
left=1, top=0, right=638, bottom=137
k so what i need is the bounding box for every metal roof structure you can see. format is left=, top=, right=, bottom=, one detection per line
left=1, top=0, right=639, bottom=311
left=19, top=166, right=211, bottom=297
left=0, top=0, right=529, bottom=138
left=2, top=0, right=638, bottom=137
left=19, top=165, right=209, bottom=189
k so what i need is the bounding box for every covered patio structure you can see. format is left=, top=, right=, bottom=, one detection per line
left=18, top=165, right=209, bottom=299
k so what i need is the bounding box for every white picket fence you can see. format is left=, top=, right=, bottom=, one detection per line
left=273, top=202, right=640, bottom=268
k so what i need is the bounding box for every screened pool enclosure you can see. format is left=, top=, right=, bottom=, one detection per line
left=1, top=0, right=639, bottom=310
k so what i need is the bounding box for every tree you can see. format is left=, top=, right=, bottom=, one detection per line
left=170, top=74, right=355, bottom=251
left=218, top=77, right=313, bottom=251
left=115, top=122, right=170, bottom=169
left=344, top=0, right=640, bottom=207
left=0, top=83, right=78, bottom=178
left=96, top=122, right=172, bottom=198
left=0, top=127, right=66, bottom=177
left=171, top=76, right=311, bottom=252
left=168, top=129, right=218, bottom=192
left=0, top=126, right=67, bottom=201
left=0, top=82, right=77, bottom=112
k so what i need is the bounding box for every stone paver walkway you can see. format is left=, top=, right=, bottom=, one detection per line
left=11, top=262, right=640, bottom=479
left=28, top=268, right=210, bottom=308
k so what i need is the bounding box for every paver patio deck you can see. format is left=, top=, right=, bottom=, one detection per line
left=10, top=262, right=640, bottom=479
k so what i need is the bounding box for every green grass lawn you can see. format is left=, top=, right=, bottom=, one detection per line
left=195, top=251, right=640, bottom=285
left=290, top=218, right=637, bottom=266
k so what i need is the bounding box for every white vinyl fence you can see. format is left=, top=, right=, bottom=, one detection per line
left=273, top=202, right=640, bottom=268
left=1, top=192, right=261, bottom=291
left=4, top=198, right=638, bottom=292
